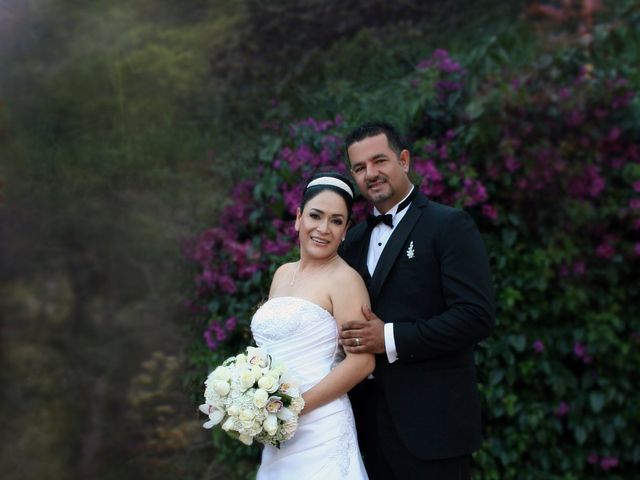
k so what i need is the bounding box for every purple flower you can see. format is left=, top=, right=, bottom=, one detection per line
left=634, top=218, right=640, bottom=231
left=600, top=457, right=619, bottom=471
left=629, top=198, right=640, bottom=210
left=596, top=242, right=615, bottom=259
left=416, top=49, right=463, bottom=74
left=482, top=204, right=499, bottom=221
left=632, top=181, right=640, bottom=193
left=224, top=316, right=237, bottom=332
left=567, top=165, right=605, bottom=199
left=566, top=109, right=584, bottom=127
left=607, top=127, right=621, bottom=142
left=558, top=264, right=570, bottom=277
left=572, top=261, right=586, bottom=275
left=634, top=242, right=640, bottom=257
left=573, top=342, right=587, bottom=358
left=554, top=401, right=569, bottom=417
left=587, top=453, right=599, bottom=464
left=218, top=275, right=237, bottom=294
left=203, top=330, right=218, bottom=351
left=557, top=87, right=571, bottom=100
left=504, top=156, right=520, bottom=173
left=532, top=340, right=545, bottom=353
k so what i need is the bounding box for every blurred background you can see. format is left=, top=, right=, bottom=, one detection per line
left=1, top=1, right=639, bottom=479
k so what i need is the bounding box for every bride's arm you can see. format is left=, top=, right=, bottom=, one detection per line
left=301, top=267, right=375, bottom=414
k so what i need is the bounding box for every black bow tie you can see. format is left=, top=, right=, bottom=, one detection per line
left=367, top=213, right=394, bottom=229
left=366, top=186, right=418, bottom=231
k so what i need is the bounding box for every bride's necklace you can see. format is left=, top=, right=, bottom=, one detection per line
left=289, top=255, right=339, bottom=286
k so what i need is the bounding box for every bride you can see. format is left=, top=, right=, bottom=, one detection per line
left=251, top=172, right=373, bottom=479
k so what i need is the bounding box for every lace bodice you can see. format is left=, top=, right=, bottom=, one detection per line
left=251, top=296, right=344, bottom=393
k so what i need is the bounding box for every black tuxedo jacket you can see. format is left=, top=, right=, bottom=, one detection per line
left=342, top=191, right=495, bottom=460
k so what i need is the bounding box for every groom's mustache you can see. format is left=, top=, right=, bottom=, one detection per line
left=366, top=175, right=388, bottom=187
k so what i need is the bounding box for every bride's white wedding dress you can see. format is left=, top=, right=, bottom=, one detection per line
left=251, top=296, right=368, bottom=480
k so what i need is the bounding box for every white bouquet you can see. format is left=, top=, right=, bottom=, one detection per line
left=199, top=346, right=305, bottom=447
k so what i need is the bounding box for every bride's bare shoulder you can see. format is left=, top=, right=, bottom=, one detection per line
left=331, top=259, right=367, bottom=291
left=270, top=261, right=297, bottom=293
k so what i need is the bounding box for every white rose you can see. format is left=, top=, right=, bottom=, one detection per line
left=271, top=361, right=287, bottom=377
left=221, top=416, right=235, bottom=432
left=253, top=388, right=269, bottom=408
left=213, top=380, right=230, bottom=396
left=212, top=366, right=231, bottom=382
left=258, top=374, right=279, bottom=393
left=239, top=370, right=256, bottom=390
left=235, top=353, right=247, bottom=365
left=228, top=404, right=240, bottom=416
left=263, top=414, right=278, bottom=436
left=251, top=364, right=264, bottom=382
left=289, top=397, right=305, bottom=415
left=239, top=408, right=255, bottom=424
left=238, top=434, right=253, bottom=445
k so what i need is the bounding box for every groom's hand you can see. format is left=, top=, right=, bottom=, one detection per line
left=340, top=304, right=385, bottom=354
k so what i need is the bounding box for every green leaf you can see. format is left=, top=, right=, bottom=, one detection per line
left=589, top=391, right=606, bottom=413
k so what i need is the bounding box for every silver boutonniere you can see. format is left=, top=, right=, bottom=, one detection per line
left=406, top=241, right=415, bottom=259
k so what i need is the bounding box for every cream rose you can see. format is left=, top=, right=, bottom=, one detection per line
left=212, top=366, right=231, bottom=382
left=263, top=414, right=278, bottom=436
left=221, top=416, right=235, bottom=432
left=212, top=380, right=230, bottom=396
left=239, top=369, right=256, bottom=390
left=253, top=388, right=269, bottom=408
left=258, top=374, right=279, bottom=393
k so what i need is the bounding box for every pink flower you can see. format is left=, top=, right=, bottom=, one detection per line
left=633, top=181, right=640, bottom=193
left=629, top=198, right=640, bottom=210
left=596, top=242, right=615, bottom=259
left=225, top=316, right=237, bottom=332
left=554, top=401, right=569, bottom=417
left=505, top=155, right=520, bottom=172
left=203, top=330, right=218, bottom=351
left=574, top=342, right=587, bottom=358
left=533, top=340, right=545, bottom=353
left=572, top=261, right=586, bottom=275
left=600, top=456, right=619, bottom=471
left=482, top=204, right=498, bottom=221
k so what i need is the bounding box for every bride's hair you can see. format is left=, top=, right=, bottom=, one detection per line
left=300, top=171, right=354, bottom=221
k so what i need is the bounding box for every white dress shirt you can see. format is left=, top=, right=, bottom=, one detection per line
left=367, top=187, right=415, bottom=364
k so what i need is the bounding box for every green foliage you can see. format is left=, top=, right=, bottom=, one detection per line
left=186, top=8, right=640, bottom=479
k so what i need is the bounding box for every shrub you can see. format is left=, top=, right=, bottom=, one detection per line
left=184, top=13, right=640, bottom=479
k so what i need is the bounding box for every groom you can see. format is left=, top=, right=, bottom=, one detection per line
left=339, top=122, right=495, bottom=479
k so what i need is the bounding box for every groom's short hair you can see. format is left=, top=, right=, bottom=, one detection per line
left=344, top=121, right=406, bottom=159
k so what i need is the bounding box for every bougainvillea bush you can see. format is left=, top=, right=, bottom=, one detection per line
left=184, top=13, right=640, bottom=480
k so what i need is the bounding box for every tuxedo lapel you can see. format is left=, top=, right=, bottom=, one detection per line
left=369, top=194, right=427, bottom=299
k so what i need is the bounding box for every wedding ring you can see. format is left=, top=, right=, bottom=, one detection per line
left=355, top=338, right=360, bottom=346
